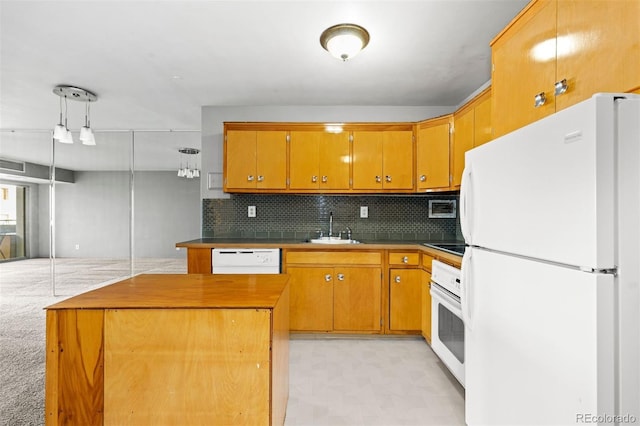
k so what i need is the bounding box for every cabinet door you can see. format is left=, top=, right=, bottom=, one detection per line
left=287, top=267, right=333, bottom=331
left=352, top=131, right=383, bottom=190
left=333, top=267, right=382, bottom=331
left=452, top=108, right=474, bottom=188
left=389, top=269, right=422, bottom=331
left=474, top=95, right=492, bottom=147
left=623, top=1, right=640, bottom=92
left=256, top=131, right=287, bottom=189
left=421, top=270, right=432, bottom=343
left=491, top=0, right=557, bottom=138
left=382, top=131, right=413, bottom=190
left=225, top=130, right=257, bottom=189
left=319, top=132, right=350, bottom=190
left=289, top=131, right=320, bottom=189
left=555, top=0, right=631, bottom=111
left=417, top=122, right=450, bottom=190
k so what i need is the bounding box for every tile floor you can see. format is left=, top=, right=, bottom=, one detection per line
left=286, top=336, right=465, bottom=426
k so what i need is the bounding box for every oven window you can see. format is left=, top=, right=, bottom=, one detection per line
left=438, top=304, right=465, bottom=363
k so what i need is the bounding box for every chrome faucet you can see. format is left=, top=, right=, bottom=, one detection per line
left=328, top=212, right=333, bottom=237
left=344, top=226, right=352, bottom=240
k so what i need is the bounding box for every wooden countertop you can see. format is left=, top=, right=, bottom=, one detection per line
left=176, top=238, right=463, bottom=266
left=176, top=238, right=423, bottom=250
left=176, top=238, right=463, bottom=252
left=45, top=274, right=290, bottom=310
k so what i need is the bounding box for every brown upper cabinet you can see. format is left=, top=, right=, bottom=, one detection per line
left=451, top=87, right=492, bottom=189
left=289, top=130, right=350, bottom=191
left=352, top=130, right=414, bottom=191
left=491, top=0, right=640, bottom=138
left=223, top=123, right=416, bottom=194
left=224, top=128, right=287, bottom=191
left=416, top=115, right=452, bottom=192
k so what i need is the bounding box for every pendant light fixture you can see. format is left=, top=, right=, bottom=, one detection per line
left=53, top=95, right=66, bottom=141
left=177, top=148, right=200, bottom=179
left=79, top=101, right=95, bottom=145
left=52, top=85, right=98, bottom=145
left=320, top=23, right=370, bottom=61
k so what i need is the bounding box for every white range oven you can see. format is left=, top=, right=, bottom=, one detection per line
left=430, top=259, right=465, bottom=387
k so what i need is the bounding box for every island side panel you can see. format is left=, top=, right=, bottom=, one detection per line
left=104, top=308, right=272, bottom=425
left=271, top=283, right=290, bottom=426
left=45, top=309, right=105, bottom=426
left=187, top=247, right=212, bottom=273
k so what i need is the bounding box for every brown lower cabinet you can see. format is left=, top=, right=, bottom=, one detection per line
left=180, top=245, right=461, bottom=336
left=285, top=251, right=382, bottom=333
left=389, top=268, right=422, bottom=331
left=421, top=269, right=433, bottom=344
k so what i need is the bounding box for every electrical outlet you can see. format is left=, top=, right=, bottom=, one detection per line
left=248, top=206, right=256, bottom=218
left=75, top=244, right=80, bottom=250
left=360, top=206, right=368, bottom=218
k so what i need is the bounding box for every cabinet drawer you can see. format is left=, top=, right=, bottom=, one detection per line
left=286, top=251, right=381, bottom=265
left=388, top=252, right=419, bottom=266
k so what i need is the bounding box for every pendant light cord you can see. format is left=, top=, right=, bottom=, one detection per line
left=85, top=101, right=91, bottom=128
left=58, top=96, right=63, bottom=125
left=64, top=96, right=69, bottom=129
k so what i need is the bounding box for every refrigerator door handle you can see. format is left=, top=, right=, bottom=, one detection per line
left=461, top=249, right=474, bottom=330
left=460, top=166, right=473, bottom=243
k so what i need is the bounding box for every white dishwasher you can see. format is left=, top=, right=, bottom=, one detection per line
left=211, top=248, right=281, bottom=274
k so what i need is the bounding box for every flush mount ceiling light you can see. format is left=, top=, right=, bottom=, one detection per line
left=320, top=23, right=370, bottom=61
left=52, top=85, right=98, bottom=145
left=177, top=148, right=201, bottom=179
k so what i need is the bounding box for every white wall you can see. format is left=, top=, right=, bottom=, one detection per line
left=38, top=171, right=199, bottom=258
left=200, top=105, right=454, bottom=199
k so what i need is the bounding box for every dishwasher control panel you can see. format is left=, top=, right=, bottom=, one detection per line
left=212, top=248, right=281, bottom=274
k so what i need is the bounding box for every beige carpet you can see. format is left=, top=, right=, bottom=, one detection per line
left=0, top=257, right=186, bottom=426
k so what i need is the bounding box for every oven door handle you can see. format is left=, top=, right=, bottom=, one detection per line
left=430, top=283, right=461, bottom=314
left=461, top=249, right=474, bottom=331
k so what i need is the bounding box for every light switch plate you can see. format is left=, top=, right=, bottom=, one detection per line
left=248, top=206, right=256, bottom=218
left=360, top=206, right=368, bottom=218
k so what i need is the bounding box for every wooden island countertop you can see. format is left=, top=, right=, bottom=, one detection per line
left=46, top=273, right=290, bottom=310
left=45, top=273, right=290, bottom=426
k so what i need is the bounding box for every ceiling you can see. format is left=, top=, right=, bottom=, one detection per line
left=0, top=0, right=528, bottom=171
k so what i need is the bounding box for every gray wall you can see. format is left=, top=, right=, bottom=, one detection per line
left=38, top=171, right=199, bottom=258
left=200, top=105, right=454, bottom=199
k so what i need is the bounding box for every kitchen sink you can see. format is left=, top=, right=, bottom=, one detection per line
left=308, top=237, right=361, bottom=244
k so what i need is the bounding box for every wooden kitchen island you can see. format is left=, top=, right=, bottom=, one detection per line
left=45, top=274, right=290, bottom=426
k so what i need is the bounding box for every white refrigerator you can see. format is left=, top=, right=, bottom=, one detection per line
left=460, top=93, right=640, bottom=425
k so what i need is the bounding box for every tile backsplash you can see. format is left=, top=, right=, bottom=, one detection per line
left=203, top=194, right=460, bottom=241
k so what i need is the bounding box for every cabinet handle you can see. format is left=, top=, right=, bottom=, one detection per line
left=420, top=175, right=426, bottom=182
left=257, top=175, right=264, bottom=182
left=375, top=175, right=381, bottom=183
left=395, top=275, right=401, bottom=283
left=322, top=175, right=328, bottom=183
left=337, top=273, right=344, bottom=281
left=554, top=79, right=568, bottom=96
left=312, top=176, right=318, bottom=183
left=402, top=256, right=409, bottom=264
left=385, top=175, right=392, bottom=183
left=247, top=175, right=254, bottom=182
left=534, top=92, right=546, bottom=108
left=325, top=274, right=332, bottom=282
